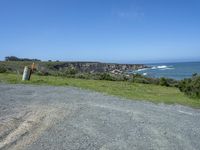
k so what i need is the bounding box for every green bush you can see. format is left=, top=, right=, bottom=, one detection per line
left=132, top=74, right=158, bottom=85
left=35, top=70, right=49, bottom=76
left=134, top=77, right=150, bottom=84
left=63, top=68, right=77, bottom=76
left=159, top=77, right=170, bottom=87
left=165, top=78, right=179, bottom=87
left=0, top=66, right=7, bottom=73
left=99, top=73, right=116, bottom=81
left=131, top=74, right=178, bottom=87
left=179, top=75, right=200, bottom=98
left=75, top=73, right=90, bottom=79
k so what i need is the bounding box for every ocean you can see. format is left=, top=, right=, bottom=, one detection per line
left=132, top=62, right=200, bottom=80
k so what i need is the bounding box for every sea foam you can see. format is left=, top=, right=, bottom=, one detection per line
left=151, top=65, right=174, bottom=70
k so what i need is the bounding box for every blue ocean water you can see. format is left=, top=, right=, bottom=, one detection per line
left=132, top=62, right=200, bottom=80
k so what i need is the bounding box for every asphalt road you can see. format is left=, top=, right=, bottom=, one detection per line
left=0, top=84, right=200, bottom=150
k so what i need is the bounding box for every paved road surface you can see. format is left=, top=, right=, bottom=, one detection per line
left=0, top=84, right=200, bottom=150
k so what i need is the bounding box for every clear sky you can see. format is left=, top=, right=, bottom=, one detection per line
left=0, top=0, right=200, bottom=63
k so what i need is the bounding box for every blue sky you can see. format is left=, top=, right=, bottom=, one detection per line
left=0, top=0, right=200, bottom=63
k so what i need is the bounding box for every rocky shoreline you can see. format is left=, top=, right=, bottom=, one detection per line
left=49, top=62, right=148, bottom=74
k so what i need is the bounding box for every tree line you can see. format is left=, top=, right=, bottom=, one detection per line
left=5, top=56, right=41, bottom=62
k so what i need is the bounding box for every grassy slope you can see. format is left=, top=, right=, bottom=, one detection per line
left=0, top=73, right=200, bottom=108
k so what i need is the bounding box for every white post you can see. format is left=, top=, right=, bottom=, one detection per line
left=22, top=66, right=31, bottom=81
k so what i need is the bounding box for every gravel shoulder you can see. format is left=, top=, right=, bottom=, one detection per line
left=0, top=84, right=200, bottom=150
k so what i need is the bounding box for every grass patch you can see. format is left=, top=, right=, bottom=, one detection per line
left=0, top=73, right=200, bottom=108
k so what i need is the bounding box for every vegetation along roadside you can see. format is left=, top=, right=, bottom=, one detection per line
left=0, top=73, right=200, bottom=108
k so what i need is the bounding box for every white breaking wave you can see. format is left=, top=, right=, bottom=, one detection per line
left=134, top=65, right=174, bottom=74
left=160, top=67, right=174, bottom=70
left=136, top=68, right=149, bottom=72
left=157, top=65, right=168, bottom=69
left=151, top=66, right=157, bottom=69
left=151, top=65, right=174, bottom=70
left=143, top=73, right=147, bottom=76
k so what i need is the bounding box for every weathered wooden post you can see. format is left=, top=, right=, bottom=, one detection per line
left=28, top=63, right=35, bottom=80
left=22, top=66, right=31, bottom=81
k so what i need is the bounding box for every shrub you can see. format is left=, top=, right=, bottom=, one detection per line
left=131, top=74, right=178, bottom=87
left=134, top=77, right=150, bottom=84
left=159, top=77, right=170, bottom=87
left=35, top=70, right=49, bottom=76
left=0, top=66, right=7, bottom=73
left=132, top=74, right=158, bottom=85
left=99, top=73, right=116, bottom=81
left=165, top=78, right=179, bottom=87
left=75, top=73, right=90, bottom=79
left=64, top=68, right=77, bottom=76
left=179, top=75, right=200, bottom=98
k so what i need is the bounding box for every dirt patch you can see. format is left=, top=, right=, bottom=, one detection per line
left=0, top=104, right=70, bottom=150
